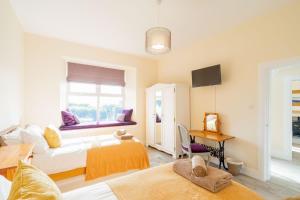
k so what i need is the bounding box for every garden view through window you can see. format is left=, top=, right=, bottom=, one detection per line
left=68, top=82, right=124, bottom=122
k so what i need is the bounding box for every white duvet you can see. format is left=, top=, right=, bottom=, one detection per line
left=63, top=182, right=118, bottom=200
left=32, top=134, right=118, bottom=174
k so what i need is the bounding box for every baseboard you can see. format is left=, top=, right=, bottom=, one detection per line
left=240, top=166, right=261, bottom=180
left=209, top=157, right=261, bottom=180
left=271, top=149, right=292, bottom=161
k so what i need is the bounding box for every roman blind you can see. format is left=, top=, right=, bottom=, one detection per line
left=67, top=62, right=125, bottom=86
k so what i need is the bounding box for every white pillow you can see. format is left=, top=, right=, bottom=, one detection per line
left=0, top=175, right=11, bottom=200
left=2, top=128, right=23, bottom=145
left=21, top=125, right=49, bottom=154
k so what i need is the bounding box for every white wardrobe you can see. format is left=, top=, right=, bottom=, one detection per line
left=146, top=83, right=190, bottom=158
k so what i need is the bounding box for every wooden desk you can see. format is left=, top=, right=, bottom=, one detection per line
left=0, top=144, right=34, bottom=180
left=189, top=130, right=235, bottom=170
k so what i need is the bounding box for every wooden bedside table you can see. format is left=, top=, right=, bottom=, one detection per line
left=0, top=144, right=34, bottom=180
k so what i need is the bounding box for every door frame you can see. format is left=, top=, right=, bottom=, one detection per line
left=258, top=57, right=300, bottom=181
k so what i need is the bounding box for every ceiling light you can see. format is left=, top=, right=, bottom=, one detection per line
left=145, top=0, right=171, bottom=55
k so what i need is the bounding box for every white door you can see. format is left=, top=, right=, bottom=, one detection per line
left=146, top=88, right=155, bottom=146
left=162, top=85, right=176, bottom=154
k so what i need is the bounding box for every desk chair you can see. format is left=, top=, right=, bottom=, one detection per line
left=178, top=124, right=210, bottom=165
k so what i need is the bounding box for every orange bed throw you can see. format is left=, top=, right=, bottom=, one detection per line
left=86, top=138, right=149, bottom=180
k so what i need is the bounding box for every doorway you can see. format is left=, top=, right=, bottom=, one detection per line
left=259, top=58, right=300, bottom=182
left=292, top=81, right=300, bottom=152
left=269, top=75, right=300, bottom=183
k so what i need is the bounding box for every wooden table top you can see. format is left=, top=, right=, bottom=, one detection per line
left=189, top=130, right=235, bottom=142
left=0, top=144, right=34, bottom=169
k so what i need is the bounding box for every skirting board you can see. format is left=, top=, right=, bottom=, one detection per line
left=209, top=157, right=261, bottom=180
left=271, top=149, right=292, bottom=161
left=240, top=166, right=261, bottom=181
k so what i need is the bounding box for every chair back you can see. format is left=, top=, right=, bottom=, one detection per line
left=177, top=124, right=191, bottom=153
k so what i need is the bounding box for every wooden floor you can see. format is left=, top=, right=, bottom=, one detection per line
left=148, top=147, right=300, bottom=200
left=271, top=152, right=300, bottom=186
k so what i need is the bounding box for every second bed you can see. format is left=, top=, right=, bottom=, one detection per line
left=32, top=134, right=149, bottom=181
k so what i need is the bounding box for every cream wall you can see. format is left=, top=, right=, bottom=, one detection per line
left=270, top=66, right=300, bottom=160
left=0, top=0, right=24, bottom=131
left=157, top=2, right=300, bottom=177
left=24, top=33, right=158, bottom=142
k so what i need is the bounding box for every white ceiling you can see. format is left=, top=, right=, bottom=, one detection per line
left=10, top=0, right=294, bottom=57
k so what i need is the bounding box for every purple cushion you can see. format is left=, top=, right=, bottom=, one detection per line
left=61, top=110, right=78, bottom=126
left=156, top=114, right=161, bottom=123
left=182, top=143, right=209, bottom=153
left=66, top=109, right=80, bottom=124
left=122, top=109, right=133, bottom=122
left=191, top=143, right=209, bottom=153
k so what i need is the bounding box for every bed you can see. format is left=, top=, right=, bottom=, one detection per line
left=32, top=135, right=98, bottom=175
left=0, top=125, right=149, bottom=181
left=63, top=163, right=263, bottom=200
left=63, top=182, right=117, bottom=200
left=0, top=158, right=262, bottom=200
left=32, top=134, right=149, bottom=180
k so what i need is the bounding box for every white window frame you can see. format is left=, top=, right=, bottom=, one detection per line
left=67, top=82, right=125, bottom=122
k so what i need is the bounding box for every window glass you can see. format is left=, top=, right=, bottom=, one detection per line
left=68, top=95, right=97, bottom=122
left=69, top=82, right=96, bottom=93
left=67, top=83, right=124, bottom=123
left=99, top=97, right=123, bottom=121
left=100, top=85, right=122, bottom=95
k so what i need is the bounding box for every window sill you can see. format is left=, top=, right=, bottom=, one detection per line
left=59, top=121, right=137, bottom=131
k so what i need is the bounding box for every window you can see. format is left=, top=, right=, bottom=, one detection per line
left=67, top=82, right=124, bottom=122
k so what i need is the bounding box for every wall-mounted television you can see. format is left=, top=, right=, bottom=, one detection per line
left=192, top=65, right=221, bottom=87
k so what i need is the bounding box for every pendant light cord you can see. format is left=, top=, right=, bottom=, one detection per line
left=157, top=0, right=162, bottom=26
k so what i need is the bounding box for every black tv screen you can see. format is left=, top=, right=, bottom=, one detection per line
left=192, top=65, right=221, bottom=87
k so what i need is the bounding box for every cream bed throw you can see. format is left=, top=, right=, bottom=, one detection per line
left=107, top=163, right=263, bottom=200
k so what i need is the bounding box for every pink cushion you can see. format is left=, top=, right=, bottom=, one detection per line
left=61, top=110, right=79, bottom=126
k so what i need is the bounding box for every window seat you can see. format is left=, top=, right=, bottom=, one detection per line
left=59, top=121, right=137, bottom=131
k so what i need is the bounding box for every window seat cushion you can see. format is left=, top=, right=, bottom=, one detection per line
left=59, top=121, right=137, bottom=131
